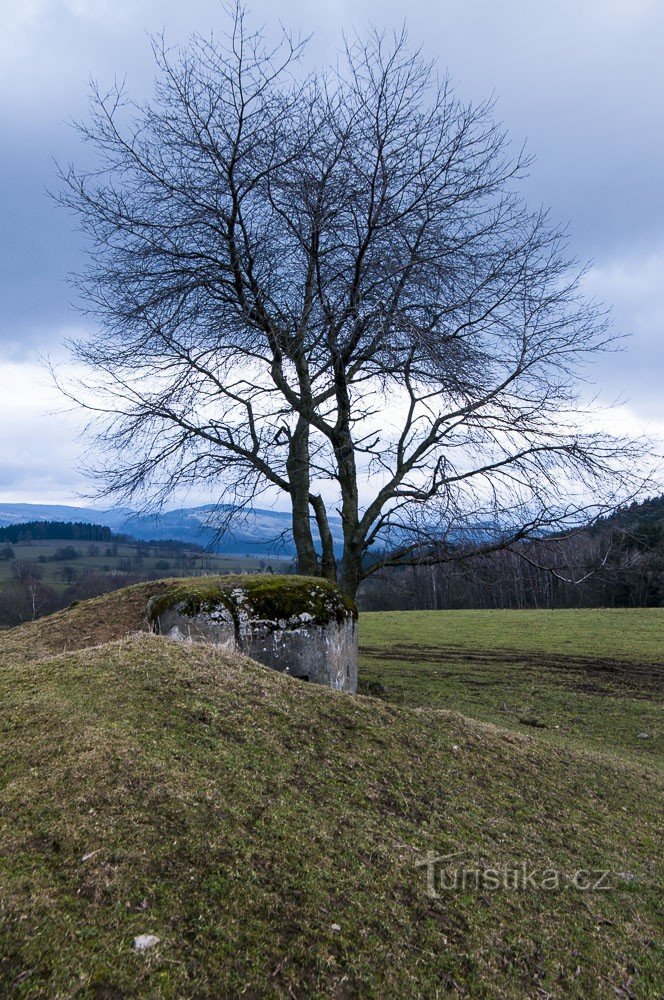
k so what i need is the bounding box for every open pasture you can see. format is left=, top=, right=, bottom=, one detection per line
left=0, top=539, right=282, bottom=594
left=359, top=608, right=664, bottom=764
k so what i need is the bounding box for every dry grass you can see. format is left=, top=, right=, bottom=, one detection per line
left=0, top=589, right=662, bottom=997
left=0, top=579, right=179, bottom=663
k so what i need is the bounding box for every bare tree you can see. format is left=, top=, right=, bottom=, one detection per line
left=56, top=3, right=650, bottom=598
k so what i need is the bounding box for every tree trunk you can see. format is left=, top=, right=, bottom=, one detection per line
left=310, top=494, right=337, bottom=584
left=287, top=418, right=319, bottom=577
left=336, top=440, right=363, bottom=599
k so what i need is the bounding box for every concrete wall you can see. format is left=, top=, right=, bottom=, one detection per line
left=148, top=576, right=358, bottom=693
left=240, top=615, right=357, bottom=691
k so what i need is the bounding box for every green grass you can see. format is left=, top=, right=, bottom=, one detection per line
left=0, top=593, right=662, bottom=997
left=360, top=608, right=664, bottom=661
left=359, top=609, right=664, bottom=764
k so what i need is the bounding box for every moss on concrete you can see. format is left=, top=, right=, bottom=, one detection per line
left=146, top=574, right=357, bottom=629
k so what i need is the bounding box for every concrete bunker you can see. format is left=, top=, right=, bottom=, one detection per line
left=147, top=575, right=358, bottom=693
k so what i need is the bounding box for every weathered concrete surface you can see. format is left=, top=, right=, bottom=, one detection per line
left=241, top=615, right=357, bottom=691
left=155, top=604, right=235, bottom=648
left=147, top=575, right=358, bottom=693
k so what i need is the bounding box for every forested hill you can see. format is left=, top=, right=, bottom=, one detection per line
left=0, top=502, right=346, bottom=556
left=361, top=495, right=664, bottom=611
left=600, top=494, right=664, bottom=538
left=612, top=494, right=664, bottom=520
left=0, top=521, right=113, bottom=543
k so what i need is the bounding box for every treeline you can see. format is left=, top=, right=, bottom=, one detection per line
left=132, top=537, right=206, bottom=554
left=0, top=568, right=147, bottom=628
left=0, top=520, right=244, bottom=627
left=0, top=521, right=113, bottom=543
left=360, top=496, right=664, bottom=611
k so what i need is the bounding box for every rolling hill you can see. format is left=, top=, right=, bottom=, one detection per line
left=0, top=582, right=661, bottom=997
left=0, top=502, right=344, bottom=557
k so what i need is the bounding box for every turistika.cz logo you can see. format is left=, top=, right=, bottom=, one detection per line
left=416, top=852, right=616, bottom=897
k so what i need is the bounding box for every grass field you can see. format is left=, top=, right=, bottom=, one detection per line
left=0, top=539, right=284, bottom=594
left=0, top=587, right=662, bottom=997
left=359, top=609, right=664, bottom=764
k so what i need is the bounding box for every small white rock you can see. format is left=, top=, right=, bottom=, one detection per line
left=452, top=745, right=459, bottom=752
left=330, top=923, right=341, bottom=933
left=133, top=934, right=160, bottom=952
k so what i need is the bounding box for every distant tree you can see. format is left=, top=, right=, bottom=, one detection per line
left=0, top=544, right=14, bottom=561
left=64, top=572, right=131, bottom=603
left=51, top=545, right=79, bottom=562
left=0, top=579, right=60, bottom=625
left=11, top=561, right=42, bottom=583
left=57, top=2, right=652, bottom=597
left=61, top=565, right=79, bottom=586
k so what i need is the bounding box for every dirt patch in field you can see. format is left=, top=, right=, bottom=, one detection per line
left=359, top=644, right=664, bottom=697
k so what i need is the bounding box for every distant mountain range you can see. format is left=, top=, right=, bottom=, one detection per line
left=0, top=502, right=344, bottom=557
left=0, top=497, right=511, bottom=557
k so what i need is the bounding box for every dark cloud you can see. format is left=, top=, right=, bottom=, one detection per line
left=0, top=0, right=661, bottom=501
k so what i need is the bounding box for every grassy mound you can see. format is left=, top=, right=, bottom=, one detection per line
left=0, top=579, right=177, bottom=662
left=0, top=593, right=662, bottom=997
left=2, top=575, right=356, bottom=667
left=0, top=581, right=663, bottom=1000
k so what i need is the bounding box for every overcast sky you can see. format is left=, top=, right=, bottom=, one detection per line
left=1, top=0, right=662, bottom=507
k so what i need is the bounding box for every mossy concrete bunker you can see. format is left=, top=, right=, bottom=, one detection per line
left=147, top=575, right=358, bottom=693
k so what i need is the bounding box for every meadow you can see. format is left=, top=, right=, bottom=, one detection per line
left=358, top=609, right=663, bottom=764
left=0, top=587, right=661, bottom=997
left=0, top=539, right=284, bottom=594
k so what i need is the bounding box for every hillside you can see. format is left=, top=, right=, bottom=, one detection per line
left=0, top=586, right=662, bottom=997
left=0, top=528, right=287, bottom=629
left=0, top=502, right=345, bottom=557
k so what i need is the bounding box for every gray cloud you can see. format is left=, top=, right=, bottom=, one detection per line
left=583, top=248, right=664, bottom=419
left=0, top=0, right=662, bottom=501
